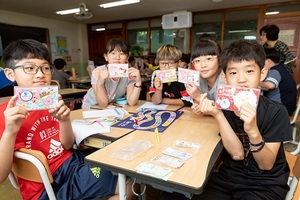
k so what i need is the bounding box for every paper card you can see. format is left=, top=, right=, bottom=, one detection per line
left=215, top=85, right=261, bottom=111
left=135, top=162, right=173, bottom=180
left=107, top=64, right=128, bottom=77
left=14, top=86, right=58, bottom=110
left=156, top=68, right=177, bottom=83
left=87, top=60, right=95, bottom=72
left=82, top=108, right=128, bottom=119
left=178, top=68, right=200, bottom=86
left=71, top=119, right=111, bottom=146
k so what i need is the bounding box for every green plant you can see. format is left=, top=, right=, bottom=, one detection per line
left=130, top=45, right=143, bottom=56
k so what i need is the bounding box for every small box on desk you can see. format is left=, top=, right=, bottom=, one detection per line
left=83, top=136, right=112, bottom=149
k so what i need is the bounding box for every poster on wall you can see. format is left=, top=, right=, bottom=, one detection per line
left=56, top=36, right=68, bottom=55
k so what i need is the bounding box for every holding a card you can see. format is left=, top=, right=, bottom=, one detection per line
left=82, top=38, right=142, bottom=108
left=149, top=44, right=192, bottom=107
left=181, top=40, right=292, bottom=200
left=186, top=38, right=224, bottom=112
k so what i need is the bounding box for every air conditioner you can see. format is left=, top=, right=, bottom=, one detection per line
left=162, top=11, right=192, bottom=30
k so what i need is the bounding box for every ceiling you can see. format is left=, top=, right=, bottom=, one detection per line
left=0, top=0, right=294, bottom=24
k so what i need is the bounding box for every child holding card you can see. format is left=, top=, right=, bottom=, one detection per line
left=0, top=39, right=134, bottom=200
left=149, top=44, right=192, bottom=106
left=82, top=38, right=142, bottom=108
left=186, top=38, right=224, bottom=105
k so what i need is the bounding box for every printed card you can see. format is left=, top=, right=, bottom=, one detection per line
left=156, top=68, right=177, bottom=83
left=163, top=147, right=192, bottom=161
left=107, top=64, right=128, bottom=77
left=151, top=155, right=185, bottom=168
left=14, top=86, right=58, bottom=110
left=215, top=85, right=261, bottom=111
left=178, top=68, right=200, bottom=86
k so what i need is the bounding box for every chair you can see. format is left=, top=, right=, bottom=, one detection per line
left=51, top=80, right=61, bottom=90
left=287, top=85, right=300, bottom=155
left=285, top=151, right=300, bottom=200
left=8, top=148, right=56, bottom=200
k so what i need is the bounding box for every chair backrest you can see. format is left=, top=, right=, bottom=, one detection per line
left=9, top=148, right=56, bottom=200
left=285, top=151, right=300, bottom=200
left=51, top=80, right=61, bottom=90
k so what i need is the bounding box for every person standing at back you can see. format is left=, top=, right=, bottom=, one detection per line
left=260, top=24, right=296, bottom=75
left=260, top=47, right=297, bottom=116
left=52, top=58, right=77, bottom=89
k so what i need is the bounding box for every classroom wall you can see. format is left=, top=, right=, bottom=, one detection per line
left=0, top=10, right=89, bottom=76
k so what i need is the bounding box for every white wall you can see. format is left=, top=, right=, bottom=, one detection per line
left=0, top=10, right=89, bottom=76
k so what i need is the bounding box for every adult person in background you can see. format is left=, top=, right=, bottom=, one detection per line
left=0, top=67, right=15, bottom=97
left=82, top=38, right=142, bottom=108
left=260, top=48, right=297, bottom=116
left=260, top=24, right=296, bottom=75
left=52, top=58, right=77, bottom=89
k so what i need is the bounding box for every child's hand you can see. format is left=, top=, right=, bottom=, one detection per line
left=154, top=77, right=163, bottom=91
left=186, top=82, right=201, bottom=100
left=196, top=93, right=220, bottom=116
left=4, top=95, right=28, bottom=135
left=48, top=95, right=70, bottom=121
left=128, top=67, right=141, bottom=82
left=191, top=103, right=203, bottom=115
left=239, top=103, right=258, bottom=135
left=96, top=68, right=109, bottom=85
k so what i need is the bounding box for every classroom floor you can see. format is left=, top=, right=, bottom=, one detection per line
left=1, top=130, right=299, bottom=200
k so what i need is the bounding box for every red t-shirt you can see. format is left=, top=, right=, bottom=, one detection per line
left=0, top=101, right=72, bottom=200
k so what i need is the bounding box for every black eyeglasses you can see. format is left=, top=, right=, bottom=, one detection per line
left=11, top=63, right=54, bottom=75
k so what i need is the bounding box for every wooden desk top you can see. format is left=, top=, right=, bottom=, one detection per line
left=178, top=107, right=217, bottom=124
left=0, top=96, right=10, bottom=104
left=85, top=117, right=222, bottom=194
left=59, top=88, right=88, bottom=95
left=70, top=108, right=133, bottom=140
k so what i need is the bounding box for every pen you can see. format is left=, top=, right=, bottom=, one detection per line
left=155, top=128, right=160, bottom=143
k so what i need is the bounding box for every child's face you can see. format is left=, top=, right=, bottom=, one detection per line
left=223, top=60, right=267, bottom=88
left=192, top=55, right=219, bottom=79
left=158, top=60, right=178, bottom=70
left=104, top=48, right=128, bottom=64
left=178, top=60, right=188, bottom=68
left=4, top=58, right=52, bottom=87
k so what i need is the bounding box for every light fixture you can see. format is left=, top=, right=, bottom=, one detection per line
left=56, top=7, right=88, bottom=15
left=96, top=28, right=106, bottom=31
left=265, top=11, right=280, bottom=15
left=99, top=0, right=140, bottom=8
left=228, top=30, right=251, bottom=33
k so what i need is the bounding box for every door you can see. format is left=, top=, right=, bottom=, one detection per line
left=265, top=17, right=300, bottom=83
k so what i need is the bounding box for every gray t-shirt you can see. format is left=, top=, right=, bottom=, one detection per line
left=199, top=71, right=224, bottom=101
left=263, top=69, right=281, bottom=103
left=82, top=65, right=135, bottom=108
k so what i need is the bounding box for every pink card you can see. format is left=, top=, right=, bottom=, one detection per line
left=215, top=85, right=261, bottom=111
left=14, top=86, right=59, bottom=110
left=178, top=68, right=200, bottom=86
left=107, top=64, right=128, bottom=77
left=156, top=68, right=177, bottom=83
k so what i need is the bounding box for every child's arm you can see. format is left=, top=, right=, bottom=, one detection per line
left=0, top=95, right=29, bottom=183
left=48, top=95, right=74, bottom=150
left=68, top=67, right=77, bottom=81
left=259, top=81, right=275, bottom=91
left=239, top=103, right=280, bottom=170
left=126, top=67, right=142, bottom=106
left=92, top=68, right=110, bottom=108
left=151, top=77, right=163, bottom=104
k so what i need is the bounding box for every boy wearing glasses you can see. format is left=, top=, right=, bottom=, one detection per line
left=0, top=39, right=134, bottom=200
left=149, top=44, right=192, bottom=106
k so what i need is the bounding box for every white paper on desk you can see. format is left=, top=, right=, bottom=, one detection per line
left=82, top=108, right=127, bottom=119
left=71, top=120, right=111, bottom=146
left=137, top=102, right=168, bottom=110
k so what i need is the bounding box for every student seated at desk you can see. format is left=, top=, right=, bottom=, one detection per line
left=0, top=39, right=134, bottom=200
left=82, top=38, right=142, bottom=108
left=161, top=40, right=292, bottom=200
left=52, top=58, right=77, bottom=89
left=149, top=44, right=192, bottom=106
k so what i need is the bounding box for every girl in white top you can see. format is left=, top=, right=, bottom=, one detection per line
left=82, top=38, right=142, bottom=108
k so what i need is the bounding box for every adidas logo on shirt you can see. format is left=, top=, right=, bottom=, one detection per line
left=47, top=139, right=64, bottom=159
left=90, top=167, right=101, bottom=178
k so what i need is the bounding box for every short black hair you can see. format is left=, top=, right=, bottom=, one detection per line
left=53, top=58, right=66, bottom=70
left=264, top=48, right=280, bottom=64
left=105, top=38, right=128, bottom=54
left=180, top=53, right=190, bottom=64
left=191, top=38, right=222, bottom=60
left=2, top=39, right=51, bottom=68
left=259, top=24, right=279, bottom=41
left=221, top=40, right=266, bottom=73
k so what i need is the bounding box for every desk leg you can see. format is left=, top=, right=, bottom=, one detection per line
left=118, top=173, right=126, bottom=200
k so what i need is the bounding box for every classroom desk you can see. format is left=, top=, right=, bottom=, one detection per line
left=0, top=96, right=10, bottom=104
left=178, top=107, right=217, bottom=124
left=68, top=78, right=91, bottom=89
left=70, top=108, right=134, bottom=148
left=85, top=116, right=222, bottom=199
left=124, top=100, right=184, bottom=114
left=59, top=88, right=88, bottom=99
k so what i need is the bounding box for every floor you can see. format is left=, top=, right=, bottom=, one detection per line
left=1, top=130, right=299, bottom=200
